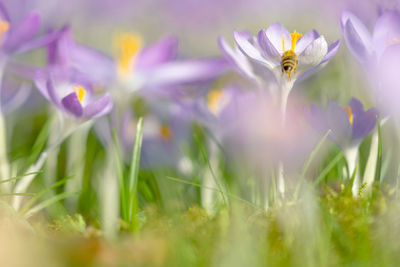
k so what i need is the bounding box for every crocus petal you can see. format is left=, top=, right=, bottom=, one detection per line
left=264, top=22, right=291, bottom=54
left=352, top=108, right=378, bottom=140
left=218, top=36, right=256, bottom=79
left=3, top=11, right=41, bottom=54
left=0, top=2, right=10, bottom=22
left=233, top=30, right=273, bottom=69
left=295, top=29, right=320, bottom=55
left=14, top=29, right=63, bottom=55
left=144, top=58, right=228, bottom=87
left=373, top=11, right=400, bottom=59
left=341, top=11, right=373, bottom=62
left=83, top=93, right=113, bottom=119
left=320, top=40, right=340, bottom=64
left=61, top=92, right=83, bottom=117
left=327, top=102, right=352, bottom=145
left=136, top=36, right=178, bottom=70
left=67, top=41, right=115, bottom=84
left=348, top=98, right=364, bottom=117
left=257, top=29, right=280, bottom=65
left=297, top=36, right=328, bottom=75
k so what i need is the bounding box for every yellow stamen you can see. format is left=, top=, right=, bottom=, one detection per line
left=282, top=34, right=285, bottom=52
left=160, top=125, right=172, bottom=141
left=207, top=89, right=224, bottom=115
left=73, top=85, right=86, bottom=103
left=344, top=106, right=353, bottom=125
left=115, top=33, right=143, bottom=78
left=290, top=30, right=302, bottom=52
left=0, top=18, right=9, bottom=45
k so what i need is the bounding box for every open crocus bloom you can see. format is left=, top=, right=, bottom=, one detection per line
left=233, top=23, right=340, bottom=89
left=309, top=98, right=378, bottom=150
left=34, top=70, right=113, bottom=120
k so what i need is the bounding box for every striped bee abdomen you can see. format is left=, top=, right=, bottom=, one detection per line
left=281, top=50, right=298, bottom=79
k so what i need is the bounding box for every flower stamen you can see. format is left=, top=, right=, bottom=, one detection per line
left=0, top=18, right=9, bottom=45
left=160, top=124, right=172, bottom=141
left=344, top=106, right=354, bottom=125
left=73, top=85, right=86, bottom=103
left=290, top=30, right=302, bottom=52
left=115, top=33, right=143, bottom=78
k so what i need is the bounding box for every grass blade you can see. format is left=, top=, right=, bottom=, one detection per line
left=128, top=117, right=143, bottom=232
left=24, top=191, right=79, bottom=219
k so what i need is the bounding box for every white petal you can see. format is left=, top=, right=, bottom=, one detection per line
left=297, top=35, right=328, bottom=73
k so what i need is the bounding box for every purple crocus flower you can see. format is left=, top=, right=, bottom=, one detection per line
left=341, top=10, right=400, bottom=116
left=229, top=23, right=340, bottom=90
left=0, top=2, right=59, bottom=61
left=310, top=98, right=378, bottom=149
left=34, top=69, right=113, bottom=120
left=309, top=98, right=378, bottom=195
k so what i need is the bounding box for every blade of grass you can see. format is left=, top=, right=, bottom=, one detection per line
left=128, top=117, right=143, bottom=232
left=313, top=152, right=343, bottom=186
left=0, top=171, right=42, bottom=185
left=19, top=175, right=73, bottom=215
left=294, top=130, right=330, bottom=199
left=165, top=176, right=261, bottom=210
left=24, top=191, right=79, bottom=219
left=193, top=135, right=228, bottom=207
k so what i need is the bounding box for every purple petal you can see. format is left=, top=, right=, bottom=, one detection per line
left=83, top=93, right=113, bottom=119
left=136, top=36, right=178, bottom=70
left=3, top=11, right=41, bottom=54
left=218, top=36, right=255, bottom=79
left=14, top=28, right=63, bottom=55
left=327, top=102, right=352, bottom=146
left=320, top=40, right=340, bottom=64
left=67, top=40, right=115, bottom=84
left=264, top=22, right=291, bottom=54
left=373, top=11, right=400, bottom=59
left=341, top=10, right=373, bottom=62
left=352, top=108, right=378, bottom=140
left=61, top=92, right=83, bottom=117
left=348, top=97, right=364, bottom=117
left=257, top=29, right=280, bottom=64
left=145, top=58, right=228, bottom=87
left=295, top=29, right=320, bottom=55
left=0, top=2, right=10, bottom=22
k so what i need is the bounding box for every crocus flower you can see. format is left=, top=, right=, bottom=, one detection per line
left=0, top=2, right=59, bottom=63
left=34, top=69, right=113, bottom=121
left=341, top=10, right=400, bottom=116
left=309, top=98, right=378, bottom=196
left=231, top=23, right=340, bottom=103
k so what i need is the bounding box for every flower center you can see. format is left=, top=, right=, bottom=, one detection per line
left=344, top=106, right=353, bottom=125
left=115, top=33, right=143, bottom=78
left=207, top=89, right=224, bottom=115
left=160, top=124, right=172, bottom=141
left=0, top=18, right=9, bottom=45
left=73, top=85, right=86, bottom=103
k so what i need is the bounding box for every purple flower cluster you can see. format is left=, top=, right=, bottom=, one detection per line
left=0, top=0, right=392, bottom=194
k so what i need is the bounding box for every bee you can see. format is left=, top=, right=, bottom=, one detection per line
left=281, top=50, right=298, bottom=79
